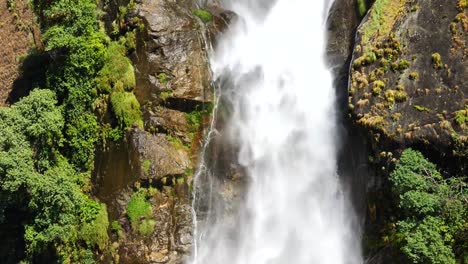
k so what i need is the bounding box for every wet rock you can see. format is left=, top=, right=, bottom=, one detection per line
left=134, top=0, right=212, bottom=104
left=146, top=108, right=192, bottom=143
left=349, top=0, right=467, bottom=170
left=128, top=128, right=191, bottom=180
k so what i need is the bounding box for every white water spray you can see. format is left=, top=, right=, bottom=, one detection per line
left=191, top=0, right=361, bottom=263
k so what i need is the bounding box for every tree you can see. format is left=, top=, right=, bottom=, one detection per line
left=390, top=149, right=467, bottom=263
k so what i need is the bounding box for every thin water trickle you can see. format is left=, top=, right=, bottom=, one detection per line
left=190, top=0, right=362, bottom=263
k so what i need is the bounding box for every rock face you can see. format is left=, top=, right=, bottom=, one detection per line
left=349, top=0, right=467, bottom=167
left=347, top=1, right=467, bottom=261
left=102, top=1, right=232, bottom=263
left=128, top=129, right=191, bottom=180
left=134, top=0, right=212, bottom=104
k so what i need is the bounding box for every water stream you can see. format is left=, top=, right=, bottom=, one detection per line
left=191, top=0, right=362, bottom=263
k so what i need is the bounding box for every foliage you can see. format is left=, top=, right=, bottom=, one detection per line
left=390, top=149, right=467, bottom=263
left=193, top=9, right=213, bottom=23
left=126, top=191, right=152, bottom=230
left=96, top=42, right=136, bottom=94
left=110, top=91, right=143, bottom=129
left=0, top=91, right=109, bottom=263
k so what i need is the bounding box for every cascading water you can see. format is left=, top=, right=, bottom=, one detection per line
left=191, top=0, right=362, bottom=263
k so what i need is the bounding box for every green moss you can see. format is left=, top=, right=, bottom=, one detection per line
left=414, top=105, right=431, bottom=112
left=432, top=53, right=443, bottom=69
left=193, top=9, right=213, bottom=23
left=360, top=0, right=407, bottom=46
left=110, top=91, right=143, bottom=129
left=385, top=89, right=407, bottom=103
left=97, top=43, right=136, bottom=93
left=158, top=73, right=169, bottom=84
left=138, top=219, right=156, bottom=236
left=392, top=59, right=410, bottom=71
left=167, top=134, right=189, bottom=151
left=111, top=221, right=124, bottom=240
left=160, top=91, right=172, bottom=101
left=409, top=71, right=419, bottom=80
left=142, top=159, right=151, bottom=174
left=454, top=106, right=468, bottom=126
left=372, top=80, right=386, bottom=95
left=80, top=202, right=109, bottom=250
left=127, top=191, right=152, bottom=230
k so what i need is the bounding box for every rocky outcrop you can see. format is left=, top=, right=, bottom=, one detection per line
left=98, top=1, right=232, bottom=263
left=128, top=128, right=191, bottom=180
left=349, top=0, right=467, bottom=169
left=347, top=1, right=467, bottom=261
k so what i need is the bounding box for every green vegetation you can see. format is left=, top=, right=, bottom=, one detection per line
left=193, top=9, right=213, bottom=23
left=372, top=80, right=385, bottom=95
left=160, top=91, right=172, bottom=101
left=158, top=72, right=169, bottom=84
left=391, top=60, right=410, bottom=71
left=111, top=221, right=124, bottom=240
left=454, top=106, right=468, bottom=127
left=414, top=105, right=431, bottom=112
left=0, top=90, right=108, bottom=263
left=96, top=43, right=136, bottom=93
left=0, top=0, right=148, bottom=261
left=138, top=219, right=156, bottom=236
left=360, top=0, right=407, bottom=45
left=110, top=91, right=143, bottom=129
left=357, top=0, right=368, bottom=17
left=385, top=89, right=407, bottom=103
left=167, top=134, right=189, bottom=151
left=409, top=71, right=419, bottom=80
left=142, top=159, right=151, bottom=174
left=390, top=149, right=467, bottom=263
left=432, top=53, right=443, bottom=69
left=127, top=191, right=152, bottom=231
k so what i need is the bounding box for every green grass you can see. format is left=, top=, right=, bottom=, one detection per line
left=193, top=9, right=213, bottom=23
left=127, top=191, right=152, bottom=230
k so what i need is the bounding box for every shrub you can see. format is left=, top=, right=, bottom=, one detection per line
left=390, top=149, right=467, bottom=264
left=110, top=91, right=143, bottom=129
left=80, top=201, right=109, bottom=250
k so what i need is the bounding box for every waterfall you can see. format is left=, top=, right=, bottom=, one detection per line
left=190, top=0, right=362, bottom=263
